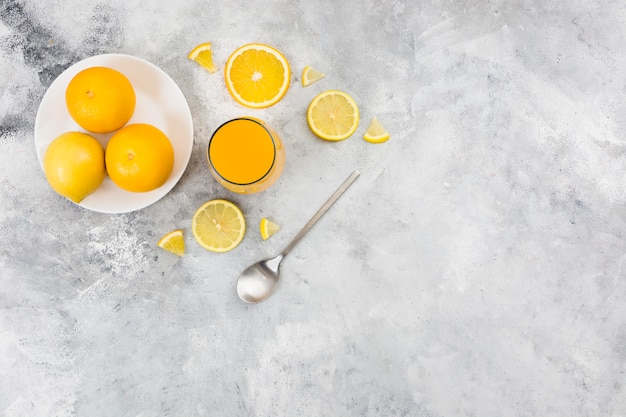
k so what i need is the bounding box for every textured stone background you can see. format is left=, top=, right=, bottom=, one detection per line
left=1, top=0, right=625, bottom=416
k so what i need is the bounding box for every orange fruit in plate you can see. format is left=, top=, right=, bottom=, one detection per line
left=43, top=131, right=106, bottom=203
left=65, top=66, right=136, bottom=133
left=105, top=123, right=174, bottom=193
left=157, top=229, right=185, bottom=256
left=224, top=43, right=291, bottom=108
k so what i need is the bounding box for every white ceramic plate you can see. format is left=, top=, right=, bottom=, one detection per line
left=34, top=54, right=194, bottom=214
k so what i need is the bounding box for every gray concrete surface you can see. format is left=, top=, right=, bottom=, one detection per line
left=1, top=1, right=625, bottom=416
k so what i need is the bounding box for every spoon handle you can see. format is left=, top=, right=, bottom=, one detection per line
left=280, top=170, right=360, bottom=257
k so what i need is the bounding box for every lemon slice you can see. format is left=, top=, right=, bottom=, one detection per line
left=157, top=229, right=185, bottom=256
left=260, top=218, right=280, bottom=240
left=306, top=90, right=359, bottom=141
left=224, top=43, right=291, bottom=108
left=363, top=116, right=390, bottom=144
left=192, top=199, right=246, bottom=252
left=301, top=65, right=325, bottom=87
left=188, top=42, right=217, bottom=73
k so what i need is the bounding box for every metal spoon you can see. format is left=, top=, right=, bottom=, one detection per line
left=236, top=170, right=360, bottom=303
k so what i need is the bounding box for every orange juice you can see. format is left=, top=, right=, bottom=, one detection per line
left=207, top=117, right=285, bottom=194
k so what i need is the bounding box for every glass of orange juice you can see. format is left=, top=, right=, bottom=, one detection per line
left=207, top=117, right=285, bottom=194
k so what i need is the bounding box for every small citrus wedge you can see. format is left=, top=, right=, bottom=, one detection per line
left=188, top=42, right=216, bottom=73
left=192, top=199, right=246, bottom=252
left=224, top=43, right=291, bottom=108
left=260, top=218, right=280, bottom=240
left=301, top=65, right=325, bottom=87
left=363, top=116, right=390, bottom=144
left=157, top=229, right=185, bottom=256
left=306, top=90, right=359, bottom=141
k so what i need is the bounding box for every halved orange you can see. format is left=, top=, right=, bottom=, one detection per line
left=224, top=43, right=291, bottom=108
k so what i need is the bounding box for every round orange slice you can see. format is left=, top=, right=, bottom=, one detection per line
left=224, top=43, right=291, bottom=108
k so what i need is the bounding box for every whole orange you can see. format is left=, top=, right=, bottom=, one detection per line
left=66, top=66, right=136, bottom=133
left=105, top=123, right=174, bottom=192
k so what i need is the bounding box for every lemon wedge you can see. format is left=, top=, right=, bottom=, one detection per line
left=188, top=42, right=217, bottom=73
left=260, top=218, right=280, bottom=240
left=363, top=116, right=390, bottom=144
left=301, top=65, right=325, bottom=87
left=157, top=229, right=185, bottom=256
left=192, top=199, right=246, bottom=252
left=306, top=90, right=359, bottom=141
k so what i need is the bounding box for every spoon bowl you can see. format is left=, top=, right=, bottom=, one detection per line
left=236, top=170, right=360, bottom=304
left=236, top=255, right=282, bottom=303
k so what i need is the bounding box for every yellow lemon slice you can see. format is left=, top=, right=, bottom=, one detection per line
left=363, top=116, right=390, bottom=143
left=224, top=43, right=291, bottom=108
left=188, top=42, right=216, bottom=73
left=157, top=229, right=185, bottom=256
left=259, top=218, right=280, bottom=240
left=192, top=199, right=246, bottom=252
left=306, top=90, right=359, bottom=141
left=301, top=65, right=325, bottom=87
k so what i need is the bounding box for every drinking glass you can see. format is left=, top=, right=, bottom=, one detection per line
left=207, top=117, right=285, bottom=194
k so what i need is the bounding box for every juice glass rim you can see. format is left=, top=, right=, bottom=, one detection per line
left=207, top=117, right=279, bottom=186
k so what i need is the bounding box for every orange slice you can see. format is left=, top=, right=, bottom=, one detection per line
left=188, top=42, right=216, bottom=73
left=224, top=43, right=291, bottom=108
